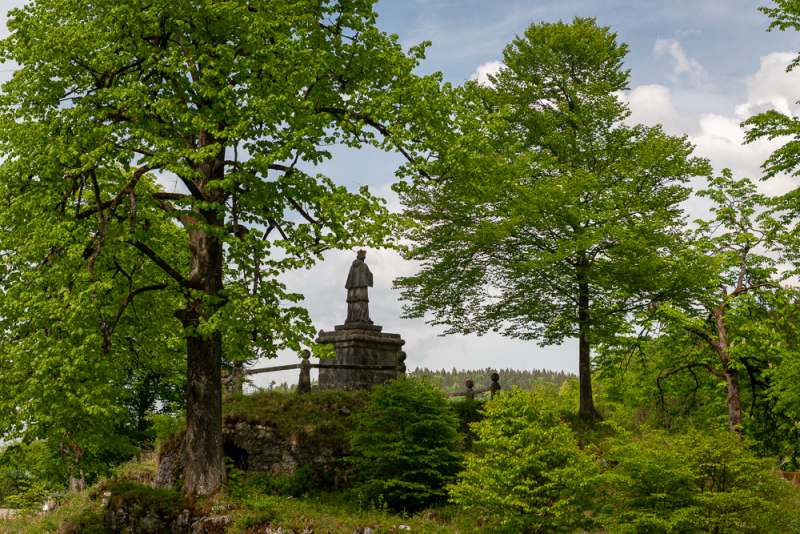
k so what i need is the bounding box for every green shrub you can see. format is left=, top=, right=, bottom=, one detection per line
left=229, top=467, right=316, bottom=499
left=149, top=413, right=185, bottom=450
left=447, top=387, right=597, bottom=534
left=347, top=376, right=462, bottom=512
left=596, top=426, right=800, bottom=533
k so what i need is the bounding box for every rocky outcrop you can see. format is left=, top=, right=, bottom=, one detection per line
left=155, top=420, right=341, bottom=490
left=103, top=500, right=231, bottom=534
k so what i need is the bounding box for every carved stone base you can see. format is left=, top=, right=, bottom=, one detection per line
left=315, top=325, right=405, bottom=391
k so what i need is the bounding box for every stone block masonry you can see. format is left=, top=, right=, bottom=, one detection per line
left=315, top=324, right=405, bottom=391
left=155, top=420, right=341, bottom=490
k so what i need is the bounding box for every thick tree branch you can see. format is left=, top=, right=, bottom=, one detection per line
left=108, top=284, right=169, bottom=340
left=77, top=192, right=190, bottom=219
left=659, top=361, right=726, bottom=380
left=128, top=241, right=191, bottom=288
left=316, top=106, right=433, bottom=181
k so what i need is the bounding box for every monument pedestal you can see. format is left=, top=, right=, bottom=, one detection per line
left=315, top=322, right=405, bottom=391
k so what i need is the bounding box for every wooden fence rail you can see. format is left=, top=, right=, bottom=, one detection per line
left=444, top=372, right=501, bottom=401
left=222, top=350, right=407, bottom=395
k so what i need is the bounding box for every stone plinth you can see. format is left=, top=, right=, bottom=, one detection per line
left=315, top=322, right=405, bottom=390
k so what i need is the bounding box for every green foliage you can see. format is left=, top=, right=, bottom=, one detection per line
left=150, top=413, right=187, bottom=452
left=223, top=389, right=370, bottom=451
left=595, top=426, right=800, bottom=533
left=230, top=494, right=279, bottom=531
left=595, top=336, right=726, bottom=431
left=103, top=479, right=181, bottom=522
left=229, top=467, right=316, bottom=500
left=408, top=367, right=575, bottom=397
left=599, top=172, right=800, bottom=452
left=394, top=17, right=711, bottom=418
left=448, top=387, right=597, bottom=534
left=744, top=1, right=800, bottom=181
left=347, top=377, right=462, bottom=512
left=0, top=441, right=50, bottom=507
left=0, top=0, right=451, bottom=491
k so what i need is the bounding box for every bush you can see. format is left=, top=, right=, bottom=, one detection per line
left=596, top=426, right=800, bottom=533
left=347, top=376, right=462, bottom=512
left=447, top=387, right=597, bottom=534
left=228, top=466, right=316, bottom=499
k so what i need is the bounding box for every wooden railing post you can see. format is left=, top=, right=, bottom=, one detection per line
left=231, top=359, right=244, bottom=395
left=465, top=379, right=475, bottom=403
left=297, top=350, right=312, bottom=394
left=490, top=372, right=501, bottom=400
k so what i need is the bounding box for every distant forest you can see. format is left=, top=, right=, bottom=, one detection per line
left=255, top=367, right=576, bottom=396
left=408, top=367, right=576, bottom=398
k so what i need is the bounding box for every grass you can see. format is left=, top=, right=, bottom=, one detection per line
left=223, top=389, right=370, bottom=449
left=0, top=460, right=480, bottom=534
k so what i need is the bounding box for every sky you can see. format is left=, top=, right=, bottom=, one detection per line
left=2, top=0, right=800, bottom=387
left=258, top=0, right=800, bottom=387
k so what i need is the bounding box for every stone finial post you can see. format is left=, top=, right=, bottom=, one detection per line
left=221, top=370, right=231, bottom=398
left=465, top=379, right=475, bottom=403
left=490, top=372, right=501, bottom=400
left=397, top=351, right=407, bottom=377
left=297, top=350, right=312, bottom=394
left=231, top=359, right=244, bottom=395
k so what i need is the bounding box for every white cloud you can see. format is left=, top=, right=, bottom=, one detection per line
left=620, top=50, right=800, bottom=221
left=617, top=84, right=685, bottom=133
left=653, top=37, right=711, bottom=89
left=470, top=60, right=504, bottom=86
left=735, top=52, right=800, bottom=119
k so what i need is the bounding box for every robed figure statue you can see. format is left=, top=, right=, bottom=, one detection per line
left=345, top=250, right=373, bottom=324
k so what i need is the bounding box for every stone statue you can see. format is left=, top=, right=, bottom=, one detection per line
left=345, top=250, right=373, bottom=324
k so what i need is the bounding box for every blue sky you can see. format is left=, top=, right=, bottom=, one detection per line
left=1, top=0, right=798, bottom=385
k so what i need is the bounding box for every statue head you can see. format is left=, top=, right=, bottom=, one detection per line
left=356, top=249, right=366, bottom=260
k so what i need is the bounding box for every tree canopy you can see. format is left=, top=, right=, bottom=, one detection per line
left=394, top=17, right=711, bottom=418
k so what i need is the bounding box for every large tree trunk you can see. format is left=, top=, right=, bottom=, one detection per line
left=577, top=280, right=600, bottom=419
left=176, top=138, right=227, bottom=496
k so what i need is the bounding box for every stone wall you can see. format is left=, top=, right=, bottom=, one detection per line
left=155, top=418, right=344, bottom=490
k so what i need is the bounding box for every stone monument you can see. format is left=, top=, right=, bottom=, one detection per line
left=315, top=250, right=405, bottom=390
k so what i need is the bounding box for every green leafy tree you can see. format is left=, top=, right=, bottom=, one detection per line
left=0, top=172, right=188, bottom=485
left=650, top=172, right=787, bottom=437
left=448, top=387, right=597, bottom=534
left=596, top=426, right=800, bottom=533
left=0, top=0, right=447, bottom=494
left=0, top=441, right=49, bottom=507
left=347, top=377, right=462, bottom=512
left=394, top=17, right=711, bottom=419
left=744, top=0, right=800, bottom=182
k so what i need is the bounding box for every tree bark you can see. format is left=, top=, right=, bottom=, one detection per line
left=175, top=136, right=227, bottom=496
left=577, top=279, right=600, bottom=419
left=714, top=308, right=744, bottom=438
left=68, top=470, right=85, bottom=493
left=724, top=367, right=744, bottom=436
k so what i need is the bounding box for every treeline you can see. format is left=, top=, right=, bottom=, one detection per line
left=408, top=367, right=575, bottom=396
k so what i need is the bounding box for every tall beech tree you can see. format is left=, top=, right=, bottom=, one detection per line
left=394, top=18, right=710, bottom=419
left=0, top=0, right=447, bottom=494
